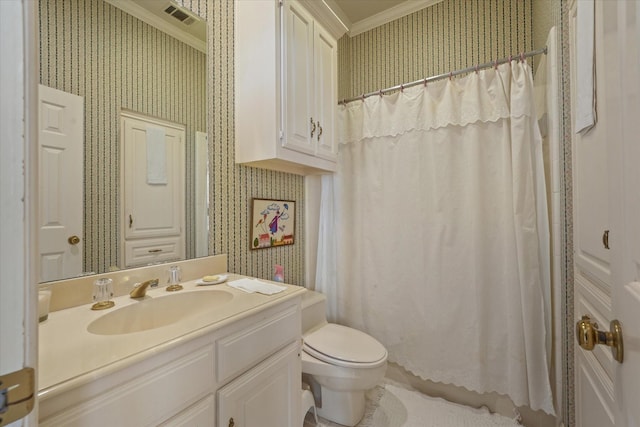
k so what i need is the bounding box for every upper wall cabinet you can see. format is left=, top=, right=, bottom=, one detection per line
left=235, top=0, right=344, bottom=175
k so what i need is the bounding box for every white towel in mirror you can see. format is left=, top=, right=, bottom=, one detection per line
left=147, top=125, right=167, bottom=184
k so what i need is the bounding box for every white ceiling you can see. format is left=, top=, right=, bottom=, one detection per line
left=113, top=0, right=443, bottom=45
left=329, top=0, right=442, bottom=36
left=333, top=0, right=408, bottom=24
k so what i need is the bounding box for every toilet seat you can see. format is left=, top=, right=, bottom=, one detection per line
left=303, top=324, right=387, bottom=369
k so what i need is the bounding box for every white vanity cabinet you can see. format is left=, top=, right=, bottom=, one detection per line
left=39, top=296, right=301, bottom=427
left=235, top=0, right=344, bottom=175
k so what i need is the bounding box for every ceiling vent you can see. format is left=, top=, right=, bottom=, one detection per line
left=163, top=3, right=196, bottom=26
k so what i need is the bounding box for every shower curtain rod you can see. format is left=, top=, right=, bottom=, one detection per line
left=339, top=46, right=547, bottom=105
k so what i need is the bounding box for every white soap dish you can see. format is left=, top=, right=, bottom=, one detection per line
left=196, top=274, right=228, bottom=286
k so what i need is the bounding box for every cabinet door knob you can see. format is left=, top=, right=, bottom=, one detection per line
left=317, top=121, right=323, bottom=141
left=310, top=117, right=316, bottom=138
left=228, top=417, right=235, bottom=427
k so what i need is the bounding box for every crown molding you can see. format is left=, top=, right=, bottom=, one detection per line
left=103, top=0, right=206, bottom=53
left=348, top=0, right=443, bottom=37
left=298, top=0, right=349, bottom=40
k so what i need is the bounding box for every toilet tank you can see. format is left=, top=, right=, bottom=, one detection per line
left=301, top=290, right=328, bottom=334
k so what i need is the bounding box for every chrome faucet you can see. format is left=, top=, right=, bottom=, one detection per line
left=130, top=278, right=159, bottom=298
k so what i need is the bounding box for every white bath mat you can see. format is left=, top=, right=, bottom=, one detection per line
left=368, top=384, right=520, bottom=427
left=310, top=384, right=520, bottom=427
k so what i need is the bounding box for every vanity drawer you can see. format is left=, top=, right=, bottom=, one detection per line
left=124, top=236, right=184, bottom=267
left=216, top=301, right=300, bottom=385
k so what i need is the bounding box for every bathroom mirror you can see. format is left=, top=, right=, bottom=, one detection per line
left=38, top=0, right=209, bottom=282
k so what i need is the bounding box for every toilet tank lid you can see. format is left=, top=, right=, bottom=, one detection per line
left=303, top=323, right=387, bottom=365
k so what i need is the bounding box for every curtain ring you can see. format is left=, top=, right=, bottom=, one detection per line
left=475, top=64, right=479, bottom=74
left=509, top=55, right=512, bottom=64
left=520, top=51, right=525, bottom=62
left=361, top=93, right=365, bottom=102
left=379, top=89, right=383, bottom=97
left=400, top=84, right=404, bottom=92
left=448, top=71, right=453, bottom=80
left=494, top=59, right=498, bottom=70
left=423, top=78, right=428, bottom=87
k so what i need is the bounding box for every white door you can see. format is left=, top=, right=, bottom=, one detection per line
left=121, top=111, right=186, bottom=267
left=313, top=23, right=337, bottom=161
left=284, top=0, right=315, bottom=155
left=38, top=85, right=84, bottom=282
left=1, top=1, right=37, bottom=425
left=609, top=1, right=640, bottom=425
left=572, top=1, right=640, bottom=426
left=217, top=342, right=300, bottom=427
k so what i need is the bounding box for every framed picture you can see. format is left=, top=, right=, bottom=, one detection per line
left=251, top=198, right=295, bottom=249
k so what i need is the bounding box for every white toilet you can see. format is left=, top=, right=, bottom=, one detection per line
left=301, top=290, right=387, bottom=427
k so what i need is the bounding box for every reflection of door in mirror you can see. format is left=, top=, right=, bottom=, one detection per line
left=38, top=0, right=207, bottom=280
left=120, top=110, right=186, bottom=268
left=195, top=131, right=209, bottom=258
left=38, top=85, right=84, bottom=282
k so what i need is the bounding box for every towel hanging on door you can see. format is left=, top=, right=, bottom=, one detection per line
left=146, top=125, right=167, bottom=184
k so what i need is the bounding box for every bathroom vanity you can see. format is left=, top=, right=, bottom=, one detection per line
left=38, top=273, right=305, bottom=426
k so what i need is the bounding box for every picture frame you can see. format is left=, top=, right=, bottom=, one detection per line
left=250, top=198, right=295, bottom=249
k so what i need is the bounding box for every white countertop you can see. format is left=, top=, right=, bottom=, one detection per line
left=38, top=274, right=305, bottom=401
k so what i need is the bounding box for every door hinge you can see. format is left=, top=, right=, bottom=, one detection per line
left=0, top=367, right=35, bottom=426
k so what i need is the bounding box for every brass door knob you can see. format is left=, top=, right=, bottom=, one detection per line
left=68, top=235, right=80, bottom=245
left=576, top=315, right=624, bottom=363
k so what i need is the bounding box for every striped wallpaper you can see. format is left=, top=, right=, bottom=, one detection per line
left=338, top=0, right=534, bottom=101
left=182, top=0, right=306, bottom=286
left=39, top=0, right=306, bottom=285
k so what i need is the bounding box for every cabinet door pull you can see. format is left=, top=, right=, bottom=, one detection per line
left=228, top=417, right=235, bottom=427
left=317, top=121, right=323, bottom=141
left=602, top=229, right=609, bottom=249
left=148, top=249, right=162, bottom=253
left=129, top=214, right=133, bottom=228
left=310, top=117, right=316, bottom=138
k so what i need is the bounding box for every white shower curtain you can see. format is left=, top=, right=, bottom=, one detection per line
left=316, top=61, right=555, bottom=415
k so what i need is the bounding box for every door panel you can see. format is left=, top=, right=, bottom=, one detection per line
left=576, top=355, right=614, bottom=427
left=314, top=24, right=337, bottom=161
left=38, top=85, right=84, bottom=282
left=217, top=342, right=299, bottom=427
left=284, top=0, right=314, bottom=155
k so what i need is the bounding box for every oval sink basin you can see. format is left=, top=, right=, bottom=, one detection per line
left=87, top=290, right=233, bottom=335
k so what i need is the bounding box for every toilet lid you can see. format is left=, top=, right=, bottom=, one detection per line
left=303, top=324, right=387, bottom=368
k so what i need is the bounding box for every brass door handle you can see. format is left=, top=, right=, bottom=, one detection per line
left=576, top=315, right=624, bottom=363
left=317, top=121, right=323, bottom=141
left=310, top=117, right=316, bottom=138
left=68, top=235, right=80, bottom=245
